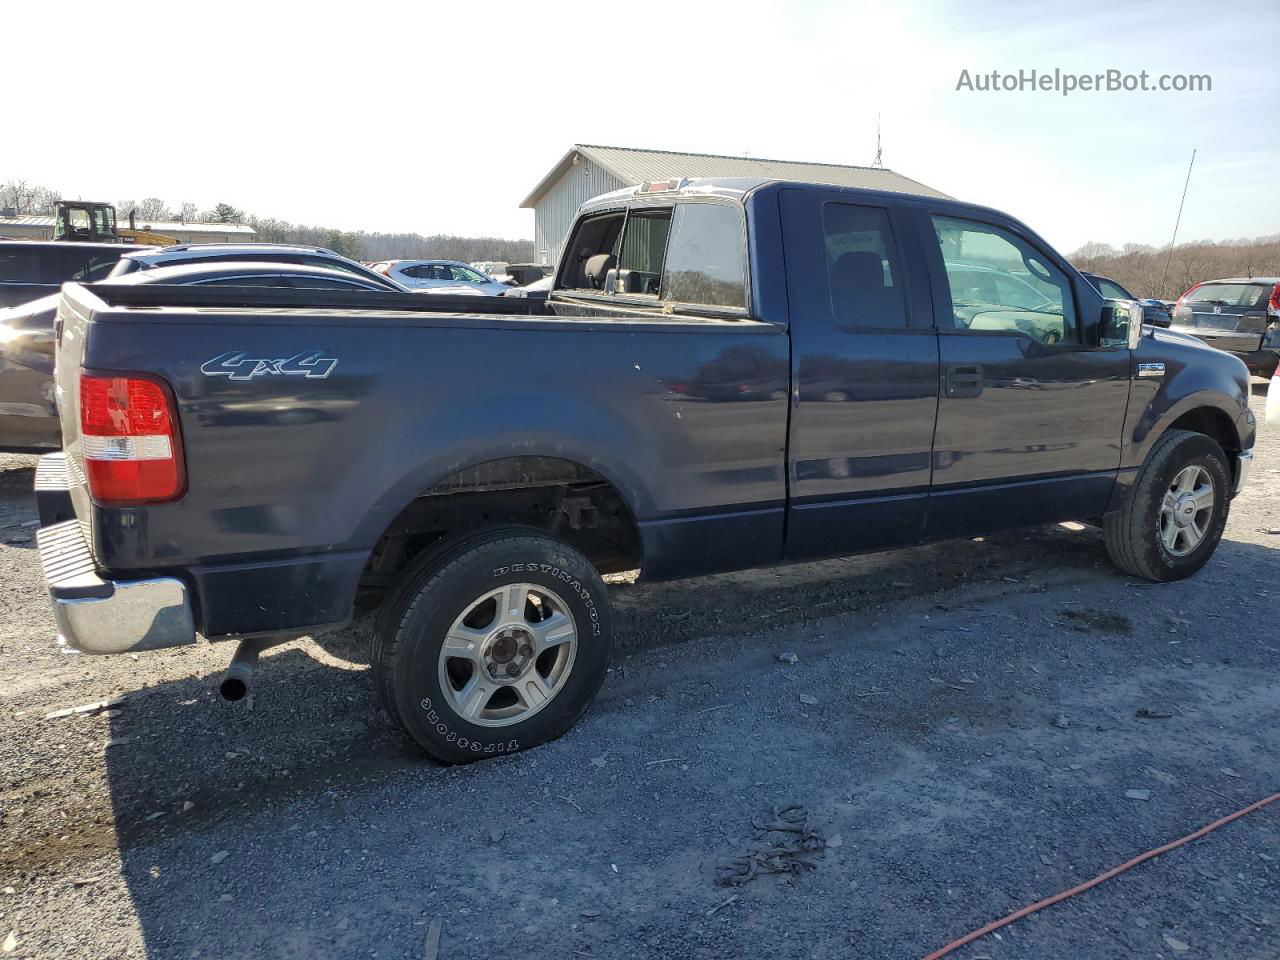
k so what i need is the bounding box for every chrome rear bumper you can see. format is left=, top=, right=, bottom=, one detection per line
left=36, top=520, right=196, bottom=655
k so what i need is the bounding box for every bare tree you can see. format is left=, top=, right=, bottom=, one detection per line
left=135, top=198, right=172, bottom=221
left=30, top=186, right=60, bottom=215
left=1072, top=235, right=1280, bottom=300
left=1, top=179, right=38, bottom=213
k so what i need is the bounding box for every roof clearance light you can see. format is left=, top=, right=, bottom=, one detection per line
left=636, top=179, right=684, bottom=195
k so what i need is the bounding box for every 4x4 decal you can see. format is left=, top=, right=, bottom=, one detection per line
left=200, top=351, right=338, bottom=381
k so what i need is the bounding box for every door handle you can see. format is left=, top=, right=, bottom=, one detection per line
left=945, top=364, right=983, bottom=398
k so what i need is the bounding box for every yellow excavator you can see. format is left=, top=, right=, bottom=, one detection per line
left=52, top=200, right=177, bottom=246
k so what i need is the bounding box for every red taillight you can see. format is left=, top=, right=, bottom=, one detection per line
left=1174, top=282, right=1204, bottom=314
left=1269, top=283, right=1280, bottom=313
left=79, top=373, right=184, bottom=504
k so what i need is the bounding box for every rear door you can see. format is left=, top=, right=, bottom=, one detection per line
left=917, top=209, right=1130, bottom=535
left=1172, top=281, right=1274, bottom=353
left=780, top=188, right=940, bottom=559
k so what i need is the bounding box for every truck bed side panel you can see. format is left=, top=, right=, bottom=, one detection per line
left=57, top=296, right=789, bottom=635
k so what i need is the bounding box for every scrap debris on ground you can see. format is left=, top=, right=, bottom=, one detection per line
left=715, top=804, right=826, bottom=886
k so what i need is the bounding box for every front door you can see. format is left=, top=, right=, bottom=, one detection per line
left=917, top=210, right=1131, bottom=538
left=780, top=188, right=940, bottom=559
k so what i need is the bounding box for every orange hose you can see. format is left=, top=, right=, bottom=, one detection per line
left=923, top=792, right=1280, bottom=960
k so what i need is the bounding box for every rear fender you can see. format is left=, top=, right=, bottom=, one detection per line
left=350, top=391, right=653, bottom=553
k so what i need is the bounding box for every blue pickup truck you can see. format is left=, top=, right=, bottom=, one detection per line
left=36, top=177, right=1255, bottom=762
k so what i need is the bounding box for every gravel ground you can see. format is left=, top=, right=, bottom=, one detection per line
left=1, top=391, right=1277, bottom=960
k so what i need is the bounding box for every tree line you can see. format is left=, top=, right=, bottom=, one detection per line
left=1, top=179, right=534, bottom=264
left=1067, top=235, right=1278, bottom=301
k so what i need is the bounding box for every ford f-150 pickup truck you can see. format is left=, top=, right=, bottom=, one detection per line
left=35, top=177, right=1256, bottom=762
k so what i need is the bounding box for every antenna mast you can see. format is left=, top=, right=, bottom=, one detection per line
left=1160, top=148, right=1196, bottom=295
left=871, top=114, right=884, bottom=168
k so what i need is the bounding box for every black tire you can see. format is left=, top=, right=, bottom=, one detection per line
left=1103, top=429, right=1231, bottom=582
left=372, top=528, right=612, bottom=762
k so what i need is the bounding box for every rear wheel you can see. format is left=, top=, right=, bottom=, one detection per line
left=372, top=529, right=612, bottom=762
left=1103, top=429, right=1231, bottom=582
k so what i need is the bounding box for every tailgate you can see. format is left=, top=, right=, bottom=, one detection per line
left=1171, top=281, right=1273, bottom=352
left=52, top=285, right=93, bottom=511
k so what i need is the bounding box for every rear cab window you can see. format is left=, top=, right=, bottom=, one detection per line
left=661, top=203, right=747, bottom=309
left=558, top=199, right=748, bottom=314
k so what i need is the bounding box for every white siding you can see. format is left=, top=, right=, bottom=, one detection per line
left=533, top=159, right=627, bottom=265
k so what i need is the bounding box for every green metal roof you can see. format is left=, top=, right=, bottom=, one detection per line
left=521, top=143, right=949, bottom=208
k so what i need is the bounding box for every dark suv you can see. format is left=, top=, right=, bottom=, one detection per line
left=1170, top=277, right=1280, bottom=376
left=1081, top=272, right=1171, bottom=327
left=0, top=241, right=151, bottom=307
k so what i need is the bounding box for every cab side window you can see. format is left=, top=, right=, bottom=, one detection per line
left=822, top=203, right=907, bottom=329
left=931, top=216, right=1077, bottom=345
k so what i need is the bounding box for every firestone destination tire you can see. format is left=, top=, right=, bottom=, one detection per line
left=373, top=529, right=612, bottom=762
left=1103, top=429, right=1231, bottom=582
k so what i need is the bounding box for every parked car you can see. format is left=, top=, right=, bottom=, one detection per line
left=1168, top=277, right=1280, bottom=377
left=1081, top=272, right=1172, bottom=327
left=0, top=262, right=400, bottom=452
left=35, top=176, right=1254, bottom=765
left=502, top=275, right=555, bottom=300
left=503, top=264, right=553, bottom=286
left=0, top=240, right=153, bottom=308
left=471, top=261, right=509, bottom=279
left=375, top=259, right=511, bottom=295
left=108, top=243, right=409, bottom=292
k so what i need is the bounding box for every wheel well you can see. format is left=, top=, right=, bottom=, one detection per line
left=1167, top=407, right=1240, bottom=458
left=359, top=456, right=642, bottom=609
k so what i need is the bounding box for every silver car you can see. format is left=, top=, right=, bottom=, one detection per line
left=375, top=260, right=510, bottom=296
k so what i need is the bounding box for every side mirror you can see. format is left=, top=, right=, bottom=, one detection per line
left=1099, top=299, right=1143, bottom=349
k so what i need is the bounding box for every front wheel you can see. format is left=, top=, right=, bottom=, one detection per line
left=1103, top=429, right=1231, bottom=582
left=373, top=530, right=613, bottom=762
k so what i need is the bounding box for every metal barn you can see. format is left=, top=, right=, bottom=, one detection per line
left=521, top=144, right=948, bottom=266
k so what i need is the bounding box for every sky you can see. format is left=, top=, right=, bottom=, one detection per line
left=5, top=0, right=1277, bottom=254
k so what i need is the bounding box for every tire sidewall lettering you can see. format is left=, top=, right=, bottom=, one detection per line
left=490, top=563, right=602, bottom=637
left=417, top=695, right=521, bottom=753
left=394, top=538, right=612, bottom=762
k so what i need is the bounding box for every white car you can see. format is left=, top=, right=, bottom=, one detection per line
left=376, top=260, right=510, bottom=296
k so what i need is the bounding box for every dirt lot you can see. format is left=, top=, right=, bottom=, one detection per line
left=1, top=392, right=1277, bottom=960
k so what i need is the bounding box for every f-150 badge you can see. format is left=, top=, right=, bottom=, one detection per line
left=200, top=351, right=338, bottom=381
